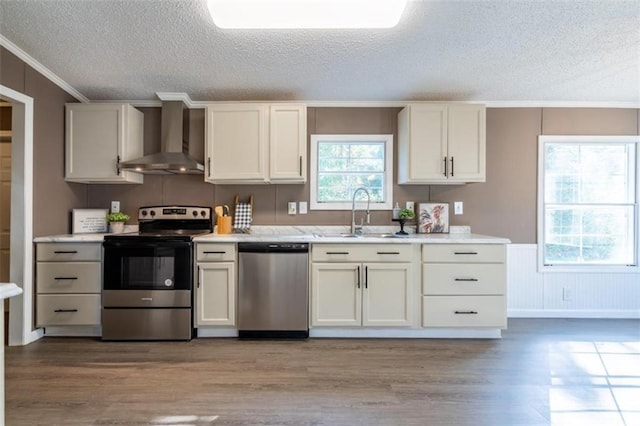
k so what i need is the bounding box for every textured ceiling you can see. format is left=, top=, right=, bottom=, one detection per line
left=0, top=0, right=639, bottom=103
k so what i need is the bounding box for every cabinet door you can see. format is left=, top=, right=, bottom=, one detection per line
left=447, top=104, right=485, bottom=182
left=311, top=263, right=361, bottom=327
left=362, top=263, right=412, bottom=327
left=269, top=104, right=307, bottom=182
left=196, top=263, right=236, bottom=326
left=398, top=104, right=448, bottom=183
left=205, top=104, right=267, bottom=183
left=65, top=103, right=143, bottom=183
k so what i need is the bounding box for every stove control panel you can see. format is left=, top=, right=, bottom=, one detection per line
left=139, top=206, right=211, bottom=220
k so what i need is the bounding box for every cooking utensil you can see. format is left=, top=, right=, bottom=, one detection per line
left=214, top=206, right=223, bottom=217
left=223, top=205, right=230, bottom=216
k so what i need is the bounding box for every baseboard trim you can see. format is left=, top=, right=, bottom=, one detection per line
left=309, top=328, right=503, bottom=339
left=197, top=327, right=239, bottom=338
left=43, top=326, right=101, bottom=337
left=508, top=309, right=640, bottom=319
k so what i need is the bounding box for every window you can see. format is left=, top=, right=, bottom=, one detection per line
left=310, top=134, right=393, bottom=210
left=538, top=136, right=639, bottom=271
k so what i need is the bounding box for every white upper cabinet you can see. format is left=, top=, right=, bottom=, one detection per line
left=205, top=103, right=306, bottom=184
left=269, top=104, right=307, bottom=182
left=65, top=103, right=143, bottom=184
left=397, top=103, right=485, bottom=184
left=205, top=104, right=268, bottom=183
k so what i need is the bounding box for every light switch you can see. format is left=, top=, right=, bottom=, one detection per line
left=454, top=201, right=463, bottom=215
left=288, top=202, right=297, bottom=215
left=299, top=201, right=308, bottom=214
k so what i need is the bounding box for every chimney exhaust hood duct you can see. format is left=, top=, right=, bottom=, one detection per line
left=118, top=101, right=205, bottom=174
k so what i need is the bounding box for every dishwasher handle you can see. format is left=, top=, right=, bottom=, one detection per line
left=238, top=242, right=309, bottom=253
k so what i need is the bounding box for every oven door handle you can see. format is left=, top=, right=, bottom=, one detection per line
left=103, top=241, right=191, bottom=249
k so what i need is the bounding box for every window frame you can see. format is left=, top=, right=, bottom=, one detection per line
left=309, top=134, right=394, bottom=211
left=537, top=135, right=640, bottom=273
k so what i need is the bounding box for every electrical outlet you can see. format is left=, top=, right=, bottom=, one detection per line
left=111, top=201, right=120, bottom=213
left=562, top=287, right=572, bottom=302
left=299, top=201, right=308, bottom=215
left=405, top=201, right=415, bottom=212
left=288, top=202, right=297, bottom=215
left=454, top=201, right=463, bottom=215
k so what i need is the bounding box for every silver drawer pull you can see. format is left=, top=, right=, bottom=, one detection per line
left=204, top=251, right=226, bottom=254
left=326, top=252, right=349, bottom=255
left=454, top=310, right=478, bottom=315
left=54, top=277, right=78, bottom=280
left=454, top=278, right=479, bottom=282
left=377, top=251, right=400, bottom=255
left=454, top=251, right=478, bottom=255
left=141, top=297, right=153, bottom=301
left=54, top=309, right=78, bottom=313
left=54, top=250, right=78, bottom=254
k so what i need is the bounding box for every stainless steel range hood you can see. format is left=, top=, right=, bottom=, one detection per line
left=118, top=101, right=204, bottom=174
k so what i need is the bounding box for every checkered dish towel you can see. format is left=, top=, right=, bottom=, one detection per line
left=233, top=203, right=252, bottom=231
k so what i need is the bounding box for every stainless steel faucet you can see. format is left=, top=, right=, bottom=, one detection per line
left=351, top=187, right=371, bottom=235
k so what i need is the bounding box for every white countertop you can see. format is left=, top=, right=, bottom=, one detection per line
left=194, top=232, right=510, bottom=244
left=0, top=283, right=23, bottom=300
left=33, top=226, right=511, bottom=244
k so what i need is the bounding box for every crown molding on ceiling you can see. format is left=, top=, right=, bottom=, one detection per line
left=483, top=100, right=640, bottom=109
left=123, top=99, right=640, bottom=109
left=0, top=34, right=90, bottom=103
left=155, top=92, right=197, bottom=108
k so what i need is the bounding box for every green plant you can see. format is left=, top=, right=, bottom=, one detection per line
left=106, top=212, right=130, bottom=223
left=399, top=208, right=415, bottom=219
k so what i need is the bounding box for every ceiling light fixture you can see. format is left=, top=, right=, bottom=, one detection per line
left=206, top=0, right=408, bottom=29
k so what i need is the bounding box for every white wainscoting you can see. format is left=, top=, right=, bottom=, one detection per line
left=507, top=244, right=640, bottom=318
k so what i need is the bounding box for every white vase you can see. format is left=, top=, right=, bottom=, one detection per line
left=109, top=222, right=125, bottom=234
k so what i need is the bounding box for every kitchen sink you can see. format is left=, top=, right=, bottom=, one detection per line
left=314, top=233, right=407, bottom=239
left=361, top=233, right=407, bottom=238
left=314, top=233, right=361, bottom=238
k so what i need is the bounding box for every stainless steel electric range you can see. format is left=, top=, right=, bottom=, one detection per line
left=102, top=206, right=212, bottom=341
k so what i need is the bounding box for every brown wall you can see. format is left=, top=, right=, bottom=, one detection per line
left=0, top=47, right=84, bottom=237
left=87, top=106, right=639, bottom=243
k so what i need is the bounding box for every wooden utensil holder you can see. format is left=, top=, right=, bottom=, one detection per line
left=216, top=216, right=232, bottom=234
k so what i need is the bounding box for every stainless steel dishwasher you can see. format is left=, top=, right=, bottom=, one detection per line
left=238, top=242, right=309, bottom=338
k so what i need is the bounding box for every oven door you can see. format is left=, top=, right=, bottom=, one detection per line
left=103, top=240, right=193, bottom=291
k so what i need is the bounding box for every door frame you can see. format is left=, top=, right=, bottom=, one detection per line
left=1, top=84, right=43, bottom=346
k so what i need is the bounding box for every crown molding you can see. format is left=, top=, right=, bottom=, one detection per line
left=92, top=98, right=640, bottom=110
left=0, top=34, right=90, bottom=103
left=155, top=92, right=197, bottom=108
left=483, top=100, right=640, bottom=108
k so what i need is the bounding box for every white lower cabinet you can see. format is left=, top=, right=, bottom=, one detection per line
left=421, top=244, right=506, bottom=328
left=422, top=295, right=505, bottom=328
left=196, top=243, right=236, bottom=326
left=311, top=244, right=412, bottom=328
left=35, top=242, right=102, bottom=328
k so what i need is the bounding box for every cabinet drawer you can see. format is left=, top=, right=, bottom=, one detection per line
left=37, top=243, right=102, bottom=262
left=422, top=264, right=505, bottom=295
left=37, top=262, right=101, bottom=293
left=312, top=244, right=411, bottom=262
left=36, top=294, right=101, bottom=326
left=196, top=243, right=236, bottom=262
left=422, top=296, right=506, bottom=328
left=422, top=244, right=505, bottom=263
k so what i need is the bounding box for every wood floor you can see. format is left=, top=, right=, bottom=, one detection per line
left=5, top=319, right=640, bottom=426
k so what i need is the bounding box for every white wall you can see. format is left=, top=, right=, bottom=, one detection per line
left=507, top=244, right=640, bottom=318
